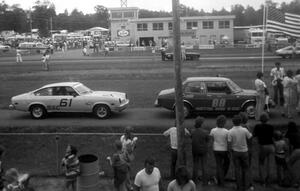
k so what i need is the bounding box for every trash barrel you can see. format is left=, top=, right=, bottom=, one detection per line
left=77, top=154, right=100, bottom=191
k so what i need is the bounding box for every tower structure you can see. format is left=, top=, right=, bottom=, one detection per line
left=120, top=0, right=127, bottom=7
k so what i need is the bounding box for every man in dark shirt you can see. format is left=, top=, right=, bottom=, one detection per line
left=191, top=116, right=210, bottom=185
left=285, top=121, right=300, bottom=183
left=253, top=113, right=274, bottom=185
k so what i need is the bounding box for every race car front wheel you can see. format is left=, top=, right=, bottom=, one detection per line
left=243, top=102, right=255, bottom=119
left=93, top=104, right=111, bottom=119
left=30, top=105, right=47, bottom=119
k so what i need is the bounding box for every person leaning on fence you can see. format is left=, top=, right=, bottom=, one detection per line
left=61, top=145, right=80, bottom=191
left=273, top=130, right=291, bottom=186
left=163, top=121, right=190, bottom=179
left=209, top=115, right=230, bottom=187
left=285, top=121, right=300, bottom=187
left=191, top=116, right=209, bottom=185
left=228, top=115, right=252, bottom=191
left=107, top=140, right=130, bottom=191
left=252, top=112, right=274, bottom=186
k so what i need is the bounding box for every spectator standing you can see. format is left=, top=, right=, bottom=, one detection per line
left=282, top=70, right=298, bottom=118
left=107, top=140, right=130, bottom=191
left=273, top=130, right=290, bottom=186
left=163, top=123, right=190, bottom=179
left=209, top=115, right=230, bottom=186
left=285, top=121, right=300, bottom=187
left=254, top=72, right=267, bottom=120
left=228, top=115, right=252, bottom=191
left=120, top=126, right=138, bottom=190
left=42, top=49, right=50, bottom=71
left=270, top=62, right=285, bottom=108
left=16, top=48, right=22, bottom=63
left=61, top=145, right=80, bottom=191
left=134, top=157, right=162, bottom=191
left=294, top=69, right=300, bottom=113
left=252, top=113, right=274, bottom=186
left=191, top=116, right=209, bottom=185
left=239, top=112, right=254, bottom=190
left=167, top=166, right=196, bottom=191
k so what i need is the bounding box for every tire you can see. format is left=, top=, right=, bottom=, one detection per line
left=93, top=104, right=111, bottom=119
left=30, top=105, right=47, bottom=119
left=243, top=102, right=256, bottom=119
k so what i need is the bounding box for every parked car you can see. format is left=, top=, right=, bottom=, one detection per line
left=9, top=82, right=129, bottom=119
left=115, top=41, right=131, bottom=47
left=275, top=45, right=300, bottom=58
left=155, top=77, right=257, bottom=118
left=0, top=44, right=11, bottom=52
left=161, top=48, right=200, bottom=61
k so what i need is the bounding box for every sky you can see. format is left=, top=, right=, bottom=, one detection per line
left=5, top=0, right=294, bottom=13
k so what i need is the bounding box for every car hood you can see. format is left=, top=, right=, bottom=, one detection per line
left=90, top=91, right=126, bottom=98
left=238, top=89, right=257, bottom=96
left=158, top=88, right=175, bottom=96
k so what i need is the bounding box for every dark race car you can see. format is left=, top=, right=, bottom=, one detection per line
left=161, top=48, right=200, bottom=61
left=155, top=77, right=257, bottom=118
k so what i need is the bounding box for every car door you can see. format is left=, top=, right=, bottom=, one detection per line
left=33, top=87, right=60, bottom=112
left=183, top=81, right=211, bottom=111
left=63, top=86, right=93, bottom=112
left=205, top=81, right=231, bottom=112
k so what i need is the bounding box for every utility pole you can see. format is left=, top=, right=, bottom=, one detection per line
left=50, top=17, right=53, bottom=38
left=172, top=0, right=185, bottom=166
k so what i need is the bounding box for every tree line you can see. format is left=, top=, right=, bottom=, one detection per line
left=0, top=0, right=299, bottom=37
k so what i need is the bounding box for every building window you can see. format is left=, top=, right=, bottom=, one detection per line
left=137, top=23, right=148, bottom=31
left=124, top=11, right=134, bottom=18
left=111, top=12, right=122, bottom=18
left=168, top=22, right=173, bottom=30
left=153, top=23, right=163, bottom=30
left=186, top=22, right=198, bottom=29
left=203, top=21, right=214, bottom=29
left=219, top=21, right=230, bottom=29
left=121, top=26, right=126, bottom=29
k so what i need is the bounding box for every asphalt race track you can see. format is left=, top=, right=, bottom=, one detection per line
left=1, top=49, right=300, bottom=132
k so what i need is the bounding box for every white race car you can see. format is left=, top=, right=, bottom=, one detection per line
left=9, top=82, right=129, bottom=119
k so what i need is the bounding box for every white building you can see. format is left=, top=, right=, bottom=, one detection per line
left=109, top=7, right=235, bottom=47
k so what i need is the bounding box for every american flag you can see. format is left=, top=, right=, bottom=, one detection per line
left=266, top=6, right=300, bottom=38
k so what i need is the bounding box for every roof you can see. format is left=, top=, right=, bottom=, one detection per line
left=42, top=82, right=81, bottom=88
left=185, top=77, right=230, bottom=82
left=130, top=15, right=235, bottom=22
left=86, top=27, right=109, bottom=32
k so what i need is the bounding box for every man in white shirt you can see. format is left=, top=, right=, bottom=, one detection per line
left=255, top=72, right=267, bottom=120
left=270, top=62, right=285, bottom=107
left=163, top=124, right=190, bottom=178
left=134, top=157, right=162, bottom=191
left=228, top=115, right=252, bottom=191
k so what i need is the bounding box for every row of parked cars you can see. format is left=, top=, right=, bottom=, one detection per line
left=9, top=77, right=258, bottom=119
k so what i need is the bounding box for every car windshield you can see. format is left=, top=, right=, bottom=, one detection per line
left=74, top=84, right=93, bottom=94
left=227, top=80, right=242, bottom=93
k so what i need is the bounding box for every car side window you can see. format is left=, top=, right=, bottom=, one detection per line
left=65, top=87, right=78, bottom=96
left=184, top=82, right=206, bottom=94
left=34, top=87, right=53, bottom=96
left=206, top=81, right=231, bottom=94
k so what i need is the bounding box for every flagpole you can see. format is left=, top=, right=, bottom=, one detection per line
left=262, top=0, right=267, bottom=73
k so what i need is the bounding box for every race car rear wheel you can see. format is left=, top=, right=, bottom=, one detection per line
left=30, top=105, right=47, bottom=119
left=243, top=102, right=256, bottom=119
left=93, top=104, right=111, bottom=119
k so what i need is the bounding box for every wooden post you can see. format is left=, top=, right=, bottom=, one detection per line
left=172, top=0, right=185, bottom=166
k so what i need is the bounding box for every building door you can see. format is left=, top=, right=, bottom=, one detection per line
left=139, top=37, right=154, bottom=46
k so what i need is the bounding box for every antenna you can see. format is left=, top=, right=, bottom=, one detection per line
left=120, top=0, right=127, bottom=7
